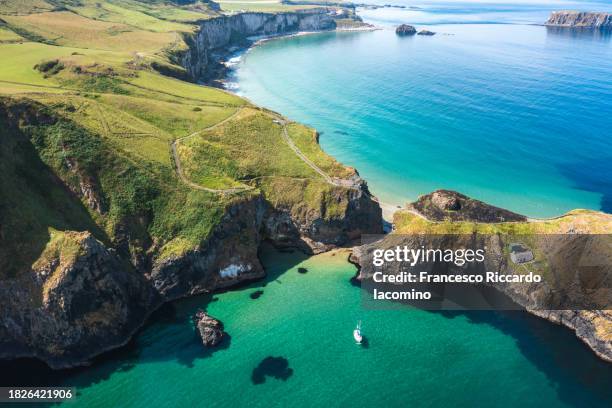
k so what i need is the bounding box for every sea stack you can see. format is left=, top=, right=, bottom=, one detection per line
left=194, top=309, right=225, bottom=347
left=545, top=11, right=612, bottom=28
left=396, top=24, right=417, bottom=36
left=417, top=29, right=436, bottom=36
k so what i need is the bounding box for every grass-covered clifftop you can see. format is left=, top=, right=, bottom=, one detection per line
left=0, top=0, right=381, bottom=367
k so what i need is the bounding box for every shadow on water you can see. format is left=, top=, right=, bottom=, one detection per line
left=436, top=310, right=612, bottom=407
left=251, top=356, right=294, bottom=385
left=546, top=26, right=612, bottom=42
left=0, top=243, right=310, bottom=390
left=359, top=337, right=370, bottom=349
left=556, top=155, right=612, bottom=213
left=250, top=289, right=264, bottom=299
left=177, top=333, right=232, bottom=368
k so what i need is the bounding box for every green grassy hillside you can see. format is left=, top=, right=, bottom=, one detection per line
left=394, top=209, right=612, bottom=235
left=0, top=0, right=357, bottom=277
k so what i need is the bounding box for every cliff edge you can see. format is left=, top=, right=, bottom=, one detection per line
left=181, top=9, right=338, bottom=82
left=546, top=11, right=612, bottom=28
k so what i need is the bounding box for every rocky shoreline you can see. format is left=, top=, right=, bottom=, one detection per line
left=178, top=8, right=374, bottom=87
left=0, top=31, right=383, bottom=369
left=350, top=190, right=612, bottom=363
left=0, top=177, right=382, bottom=369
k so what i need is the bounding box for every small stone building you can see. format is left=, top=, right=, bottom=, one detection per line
left=509, top=243, right=534, bottom=264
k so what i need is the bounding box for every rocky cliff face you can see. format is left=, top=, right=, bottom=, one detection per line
left=262, top=177, right=382, bottom=254
left=546, top=11, right=612, bottom=28
left=0, top=185, right=380, bottom=368
left=0, top=231, right=158, bottom=369
left=181, top=9, right=337, bottom=80
left=150, top=196, right=267, bottom=301
left=151, top=180, right=382, bottom=301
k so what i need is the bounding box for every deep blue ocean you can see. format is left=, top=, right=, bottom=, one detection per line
left=231, top=0, right=612, bottom=217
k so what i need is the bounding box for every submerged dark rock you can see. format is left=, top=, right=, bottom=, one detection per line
left=251, top=356, right=293, bottom=384
left=396, top=24, right=417, bottom=36
left=250, top=290, right=264, bottom=299
left=194, top=310, right=225, bottom=347
left=297, top=267, right=308, bottom=274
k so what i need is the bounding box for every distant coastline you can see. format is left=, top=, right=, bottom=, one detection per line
left=211, top=22, right=377, bottom=88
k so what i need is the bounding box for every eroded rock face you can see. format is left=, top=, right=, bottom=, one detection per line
left=531, top=310, right=612, bottom=362
left=411, top=190, right=527, bottom=223
left=263, top=178, right=383, bottom=254
left=546, top=11, right=612, bottom=28
left=0, top=176, right=381, bottom=368
left=194, top=310, right=225, bottom=347
left=0, top=232, right=157, bottom=369
left=430, top=190, right=461, bottom=211
left=395, top=24, right=416, bottom=36
left=181, top=9, right=337, bottom=80
left=150, top=196, right=267, bottom=301
left=63, top=157, right=107, bottom=214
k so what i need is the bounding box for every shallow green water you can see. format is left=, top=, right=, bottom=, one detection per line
left=21, top=247, right=607, bottom=407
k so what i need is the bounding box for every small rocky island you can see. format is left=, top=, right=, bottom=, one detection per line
left=396, top=24, right=416, bottom=36
left=417, top=29, right=435, bottom=36
left=546, top=11, right=612, bottom=28
left=194, top=310, right=225, bottom=347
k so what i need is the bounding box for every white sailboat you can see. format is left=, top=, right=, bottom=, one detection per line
left=353, top=320, right=363, bottom=344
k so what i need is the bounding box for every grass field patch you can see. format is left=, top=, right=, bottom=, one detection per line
left=66, top=0, right=191, bottom=33
left=2, top=11, right=176, bottom=52
left=287, top=122, right=355, bottom=180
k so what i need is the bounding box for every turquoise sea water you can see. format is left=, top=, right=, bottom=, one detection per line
left=231, top=1, right=612, bottom=217
left=5, top=247, right=612, bottom=407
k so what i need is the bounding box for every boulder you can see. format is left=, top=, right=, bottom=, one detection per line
left=194, top=309, right=225, bottom=347
left=411, top=190, right=527, bottom=223
left=431, top=190, right=461, bottom=211
left=396, top=24, right=416, bottom=36
left=417, top=29, right=435, bottom=36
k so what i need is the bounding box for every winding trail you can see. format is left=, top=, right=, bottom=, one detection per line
left=170, top=107, right=255, bottom=194
left=397, top=205, right=570, bottom=225
left=275, top=117, right=335, bottom=185
left=169, top=108, right=349, bottom=194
